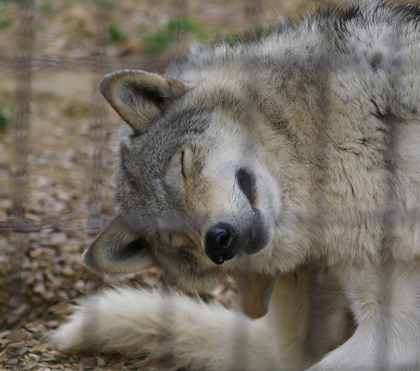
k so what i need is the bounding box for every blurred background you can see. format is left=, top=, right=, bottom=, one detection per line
left=0, top=0, right=340, bottom=369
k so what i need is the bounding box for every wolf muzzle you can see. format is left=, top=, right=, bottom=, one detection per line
left=205, top=222, right=239, bottom=265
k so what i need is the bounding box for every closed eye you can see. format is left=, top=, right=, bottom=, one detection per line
left=236, top=169, right=253, bottom=204
left=181, top=151, right=186, bottom=178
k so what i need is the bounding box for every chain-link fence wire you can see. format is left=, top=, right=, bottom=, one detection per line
left=0, top=0, right=415, bottom=369
left=8, top=0, right=34, bottom=330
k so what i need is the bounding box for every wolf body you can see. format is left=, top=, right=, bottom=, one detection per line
left=54, top=3, right=420, bottom=370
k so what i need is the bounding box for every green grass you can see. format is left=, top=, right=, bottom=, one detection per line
left=137, top=22, right=148, bottom=32
left=0, top=109, right=13, bottom=130
left=108, top=22, right=127, bottom=43
left=0, top=17, right=12, bottom=29
left=166, top=17, right=201, bottom=34
left=143, top=17, right=202, bottom=54
left=35, top=20, right=47, bottom=31
left=38, top=2, right=55, bottom=13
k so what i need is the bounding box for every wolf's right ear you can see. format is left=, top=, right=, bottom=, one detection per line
left=99, top=70, right=187, bottom=133
left=82, top=215, right=156, bottom=274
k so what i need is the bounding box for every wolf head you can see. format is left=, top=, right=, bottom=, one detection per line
left=83, top=69, right=283, bottom=306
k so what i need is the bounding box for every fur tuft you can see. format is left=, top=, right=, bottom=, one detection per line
left=53, top=288, right=281, bottom=370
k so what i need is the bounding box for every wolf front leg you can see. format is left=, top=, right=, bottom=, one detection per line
left=53, top=287, right=303, bottom=371
left=308, top=261, right=420, bottom=371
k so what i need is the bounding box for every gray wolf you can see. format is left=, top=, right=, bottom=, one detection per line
left=53, top=2, right=420, bottom=370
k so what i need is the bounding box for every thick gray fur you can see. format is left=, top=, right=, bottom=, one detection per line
left=54, top=3, right=420, bottom=370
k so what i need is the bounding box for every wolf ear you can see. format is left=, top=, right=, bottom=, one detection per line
left=99, top=69, right=187, bottom=133
left=235, top=271, right=277, bottom=319
left=82, top=215, right=156, bottom=274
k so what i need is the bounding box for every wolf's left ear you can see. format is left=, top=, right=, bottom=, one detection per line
left=99, top=69, right=187, bottom=133
left=82, top=215, right=156, bottom=274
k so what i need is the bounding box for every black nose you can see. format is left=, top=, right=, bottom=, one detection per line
left=205, top=223, right=238, bottom=265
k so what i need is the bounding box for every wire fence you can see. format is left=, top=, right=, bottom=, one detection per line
left=7, top=0, right=34, bottom=330
left=0, top=0, right=275, bottom=355
left=0, top=0, right=417, bottom=370
left=0, top=0, right=192, bottom=330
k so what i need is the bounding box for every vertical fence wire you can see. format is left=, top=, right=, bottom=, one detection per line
left=376, top=113, right=398, bottom=371
left=7, top=0, right=34, bottom=329
left=87, top=0, right=113, bottom=237
left=84, top=0, right=115, bottom=293
left=374, top=26, right=403, bottom=371
left=302, top=50, right=332, bottom=363
left=0, top=0, right=414, bottom=369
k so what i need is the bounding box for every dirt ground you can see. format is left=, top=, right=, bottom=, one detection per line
left=0, top=0, right=333, bottom=370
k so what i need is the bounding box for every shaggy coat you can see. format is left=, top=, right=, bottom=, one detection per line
left=54, top=3, right=420, bottom=370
